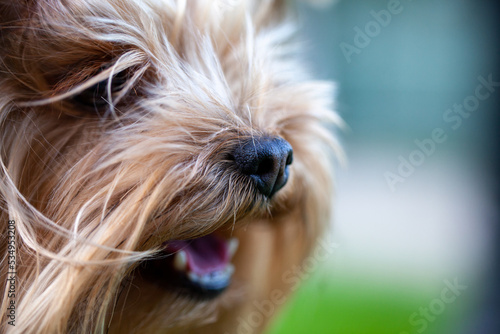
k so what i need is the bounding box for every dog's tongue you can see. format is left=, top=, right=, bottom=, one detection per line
left=167, top=235, right=230, bottom=275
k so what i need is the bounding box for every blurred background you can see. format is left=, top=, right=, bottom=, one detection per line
left=266, top=1, right=500, bottom=333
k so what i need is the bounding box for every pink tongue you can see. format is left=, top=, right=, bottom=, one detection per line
left=167, top=235, right=230, bottom=275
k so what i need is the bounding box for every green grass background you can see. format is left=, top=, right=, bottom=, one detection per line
left=266, top=268, right=471, bottom=334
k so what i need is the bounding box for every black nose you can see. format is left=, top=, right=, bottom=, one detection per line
left=233, top=136, right=293, bottom=198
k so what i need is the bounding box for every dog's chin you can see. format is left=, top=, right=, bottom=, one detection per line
left=140, top=232, right=239, bottom=300
left=136, top=188, right=281, bottom=300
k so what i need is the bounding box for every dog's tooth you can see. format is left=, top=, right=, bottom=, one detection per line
left=225, top=264, right=235, bottom=276
left=228, top=238, right=239, bottom=259
left=188, top=272, right=199, bottom=283
left=173, top=250, right=187, bottom=272
left=200, top=274, right=212, bottom=285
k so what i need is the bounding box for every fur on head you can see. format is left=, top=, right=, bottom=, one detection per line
left=0, top=0, right=341, bottom=333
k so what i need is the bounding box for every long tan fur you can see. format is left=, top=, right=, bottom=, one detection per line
left=0, top=0, right=340, bottom=333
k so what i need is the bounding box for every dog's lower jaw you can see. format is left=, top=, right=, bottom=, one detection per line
left=109, top=210, right=313, bottom=334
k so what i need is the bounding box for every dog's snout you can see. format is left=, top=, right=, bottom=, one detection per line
left=233, top=136, right=293, bottom=198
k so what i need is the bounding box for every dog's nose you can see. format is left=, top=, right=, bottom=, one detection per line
left=233, top=136, right=293, bottom=198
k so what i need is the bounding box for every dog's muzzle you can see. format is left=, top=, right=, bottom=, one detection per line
left=141, top=136, right=293, bottom=299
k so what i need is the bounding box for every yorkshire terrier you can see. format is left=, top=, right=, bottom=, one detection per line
left=0, top=0, right=340, bottom=333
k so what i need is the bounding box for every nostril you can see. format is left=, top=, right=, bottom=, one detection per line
left=285, top=150, right=293, bottom=166
left=233, top=136, right=293, bottom=198
left=256, top=157, right=275, bottom=176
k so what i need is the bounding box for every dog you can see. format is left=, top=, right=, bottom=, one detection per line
left=0, top=0, right=340, bottom=333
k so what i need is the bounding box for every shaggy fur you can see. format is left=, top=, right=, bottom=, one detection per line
left=0, top=0, right=341, bottom=333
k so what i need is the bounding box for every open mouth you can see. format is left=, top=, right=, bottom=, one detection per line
left=141, top=234, right=239, bottom=299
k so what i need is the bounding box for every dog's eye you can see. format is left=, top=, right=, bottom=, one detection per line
left=73, top=71, right=129, bottom=108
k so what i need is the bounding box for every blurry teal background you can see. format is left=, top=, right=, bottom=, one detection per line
left=266, top=1, right=499, bottom=334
